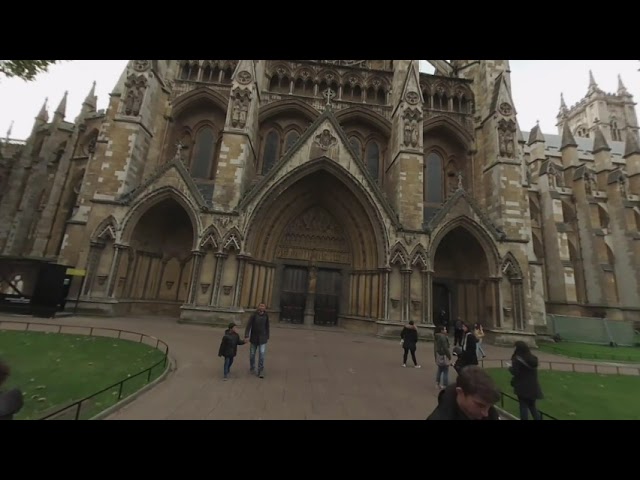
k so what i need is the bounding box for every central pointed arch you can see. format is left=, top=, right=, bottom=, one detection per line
left=245, top=156, right=389, bottom=267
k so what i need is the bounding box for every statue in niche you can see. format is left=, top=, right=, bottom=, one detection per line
left=584, top=170, right=597, bottom=195
left=410, top=120, right=419, bottom=147
left=308, top=266, right=317, bottom=294
left=123, top=75, right=147, bottom=116
left=619, top=174, right=628, bottom=198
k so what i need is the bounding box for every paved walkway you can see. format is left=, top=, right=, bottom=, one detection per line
left=1, top=314, right=637, bottom=420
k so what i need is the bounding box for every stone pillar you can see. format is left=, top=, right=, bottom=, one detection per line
left=490, top=277, right=502, bottom=328
left=401, top=268, right=412, bottom=322
left=233, top=255, right=248, bottom=307
left=304, top=266, right=317, bottom=326
left=210, top=252, right=227, bottom=306
left=380, top=267, right=390, bottom=320
left=83, top=242, right=103, bottom=296
left=107, top=244, right=127, bottom=298
left=186, top=251, right=204, bottom=305
left=423, top=269, right=432, bottom=324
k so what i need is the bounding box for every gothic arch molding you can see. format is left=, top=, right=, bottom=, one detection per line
left=409, top=244, right=429, bottom=270
left=423, top=115, right=473, bottom=147
left=199, top=224, right=222, bottom=251
left=389, top=242, right=409, bottom=268
left=91, top=215, right=118, bottom=243
left=258, top=98, right=320, bottom=124
left=171, top=87, right=229, bottom=118
left=120, top=186, right=202, bottom=250
left=429, top=215, right=500, bottom=277
left=334, top=107, right=392, bottom=137
left=244, top=157, right=389, bottom=268
left=501, top=252, right=524, bottom=279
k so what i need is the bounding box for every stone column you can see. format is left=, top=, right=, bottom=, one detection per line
left=210, top=252, right=227, bottom=306
left=303, top=266, right=317, bottom=326
left=380, top=267, right=390, bottom=320
left=186, top=251, right=204, bottom=305
left=83, top=242, right=103, bottom=296
left=233, top=255, right=248, bottom=307
left=423, top=269, right=432, bottom=324
left=107, top=244, right=128, bottom=298
left=490, top=277, right=502, bottom=328
left=401, top=268, right=412, bottom=322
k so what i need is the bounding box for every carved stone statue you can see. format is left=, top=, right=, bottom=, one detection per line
left=231, top=88, right=251, bottom=129
left=498, top=119, right=516, bottom=158
left=584, top=170, right=596, bottom=195
left=123, top=75, right=147, bottom=116
left=619, top=174, right=628, bottom=198
left=308, top=266, right=317, bottom=293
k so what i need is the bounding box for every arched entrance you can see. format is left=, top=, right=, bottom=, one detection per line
left=118, top=197, right=196, bottom=315
left=243, top=168, right=384, bottom=326
left=432, top=225, right=497, bottom=327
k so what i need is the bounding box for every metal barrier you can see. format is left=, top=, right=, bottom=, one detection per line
left=0, top=320, right=169, bottom=420
left=498, top=391, right=557, bottom=420
left=481, top=358, right=640, bottom=376
left=541, top=344, right=640, bottom=363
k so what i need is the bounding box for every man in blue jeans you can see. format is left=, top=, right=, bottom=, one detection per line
left=244, top=303, right=270, bottom=378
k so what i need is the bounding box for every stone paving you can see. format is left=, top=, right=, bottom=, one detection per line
left=1, top=313, right=637, bottom=420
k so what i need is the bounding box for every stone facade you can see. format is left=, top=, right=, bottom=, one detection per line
left=2, top=60, right=639, bottom=345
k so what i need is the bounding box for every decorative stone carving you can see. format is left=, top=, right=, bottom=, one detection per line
left=223, top=285, right=233, bottom=295
left=314, top=128, right=337, bottom=150
left=498, top=119, right=517, bottom=158
left=231, top=88, right=251, bottom=129
left=123, top=74, right=148, bottom=116
left=276, top=206, right=350, bottom=264
left=237, top=70, right=252, bottom=85
left=223, top=234, right=241, bottom=252
left=547, top=162, right=564, bottom=189
left=216, top=216, right=232, bottom=229
left=322, top=88, right=336, bottom=107
left=619, top=173, right=628, bottom=198
left=200, top=283, right=210, bottom=294
left=308, top=266, right=317, bottom=293
left=584, top=169, right=597, bottom=195
left=133, top=60, right=150, bottom=72
left=405, top=91, right=419, bottom=105
left=499, top=102, right=513, bottom=116
left=174, top=140, right=186, bottom=163
left=315, top=60, right=369, bottom=68
left=402, top=108, right=422, bottom=148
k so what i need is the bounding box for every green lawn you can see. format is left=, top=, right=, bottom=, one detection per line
left=539, top=342, right=640, bottom=363
left=488, top=368, right=640, bottom=420
left=0, top=330, right=167, bottom=420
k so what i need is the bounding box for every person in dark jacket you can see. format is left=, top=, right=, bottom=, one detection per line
left=453, top=323, right=478, bottom=373
left=509, top=341, right=544, bottom=420
left=0, top=359, right=24, bottom=420
left=244, top=303, right=270, bottom=378
left=400, top=320, right=421, bottom=368
left=218, top=323, right=246, bottom=380
left=433, top=326, right=452, bottom=390
left=426, top=365, right=501, bottom=420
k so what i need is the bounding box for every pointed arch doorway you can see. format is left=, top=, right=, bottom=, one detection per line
left=243, top=165, right=386, bottom=327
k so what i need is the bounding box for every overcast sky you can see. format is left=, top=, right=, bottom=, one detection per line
left=1, top=60, right=638, bottom=140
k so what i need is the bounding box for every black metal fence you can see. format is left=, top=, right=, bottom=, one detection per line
left=0, top=320, right=169, bottom=420
left=540, top=345, right=640, bottom=363
left=498, top=391, right=557, bottom=420
left=481, top=358, right=640, bottom=377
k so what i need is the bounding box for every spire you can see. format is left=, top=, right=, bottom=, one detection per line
left=557, top=92, right=568, bottom=119
left=37, top=97, right=49, bottom=123
left=587, top=70, right=601, bottom=96
left=623, top=128, right=640, bottom=158
left=83, top=81, right=97, bottom=111
left=6, top=120, right=13, bottom=142
left=592, top=124, right=611, bottom=154
left=527, top=121, right=545, bottom=145
left=54, top=91, right=68, bottom=118
left=617, top=74, right=629, bottom=95
left=560, top=121, right=578, bottom=150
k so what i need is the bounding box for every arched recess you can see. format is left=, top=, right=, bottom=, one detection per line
left=388, top=242, right=409, bottom=323
left=242, top=159, right=389, bottom=325
left=431, top=217, right=501, bottom=328
left=336, top=107, right=391, bottom=184
left=83, top=216, right=119, bottom=298
left=112, top=194, right=199, bottom=313
left=409, top=244, right=429, bottom=324
left=257, top=100, right=320, bottom=175
left=166, top=88, right=227, bottom=173
left=501, top=252, right=526, bottom=331
left=423, top=118, right=472, bottom=222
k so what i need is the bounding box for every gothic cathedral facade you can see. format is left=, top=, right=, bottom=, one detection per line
left=1, top=60, right=639, bottom=345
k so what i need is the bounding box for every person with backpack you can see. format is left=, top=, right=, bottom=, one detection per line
left=433, top=326, right=452, bottom=390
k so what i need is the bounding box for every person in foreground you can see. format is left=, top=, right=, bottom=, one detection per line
left=426, top=365, right=501, bottom=420
left=508, top=341, right=543, bottom=420
left=0, top=359, right=24, bottom=420
left=218, top=322, right=246, bottom=380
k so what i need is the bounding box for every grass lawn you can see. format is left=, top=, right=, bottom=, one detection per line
left=0, top=330, right=167, bottom=420
left=487, top=368, right=640, bottom=420
left=539, top=342, right=640, bottom=363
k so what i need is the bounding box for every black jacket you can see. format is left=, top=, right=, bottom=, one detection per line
left=426, top=385, right=500, bottom=420
left=456, top=332, right=478, bottom=368
left=0, top=388, right=24, bottom=420
left=400, top=326, right=418, bottom=349
left=509, top=353, right=543, bottom=401
left=244, top=311, right=270, bottom=345
left=218, top=329, right=245, bottom=358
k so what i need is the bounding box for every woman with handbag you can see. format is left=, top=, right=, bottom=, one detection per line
left=400, top=321, right=421, bottom=368
left=433, top=326, right=452, bottom=390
